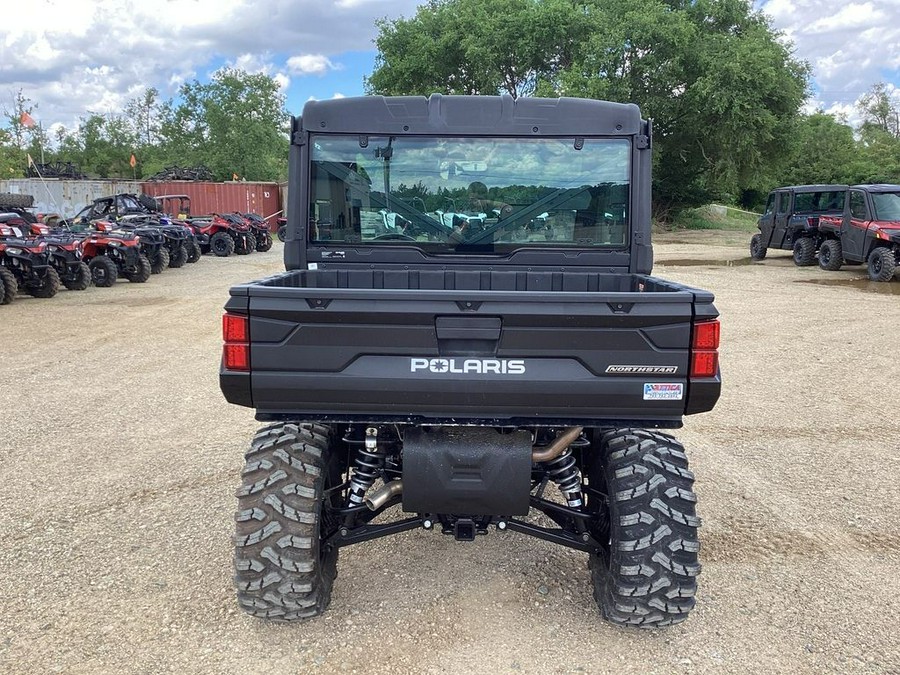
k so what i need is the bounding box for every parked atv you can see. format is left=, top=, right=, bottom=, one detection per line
left=145, top=195, right=209, bottom=263
left=79, top=224, right=151, bottom=286
left=117, top=215, right=192, bottom=271
left=190, top=214, right=255, bottom=257
left=0, top=225, right=60, bottom=299
left=93, top=220, right=169, bottom=275
left=27, top=223, right=91, bottom=291
left=218, top=214, right=256, bottom=255
left=240, top=213, right=274, bottom=251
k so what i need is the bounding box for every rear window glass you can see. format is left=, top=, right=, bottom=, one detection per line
left=792, top=191, right=845, bottom=213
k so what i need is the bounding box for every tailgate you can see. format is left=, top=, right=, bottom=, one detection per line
left=227, top=275, right=706, bottom=426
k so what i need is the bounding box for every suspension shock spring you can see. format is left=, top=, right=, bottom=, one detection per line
left=545, top=449, right=584, bottom=508
left=347, top=427, right=385, bottom=506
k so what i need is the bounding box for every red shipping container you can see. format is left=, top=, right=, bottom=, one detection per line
left=141, top=181, right=284, bottom=229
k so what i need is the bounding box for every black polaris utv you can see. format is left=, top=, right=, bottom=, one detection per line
left=751, top=185, right=847, bottom=265
left=219, top=95, right=722, bottom=628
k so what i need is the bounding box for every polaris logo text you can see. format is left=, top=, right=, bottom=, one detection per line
left=410, top=358, right=526, bottom=375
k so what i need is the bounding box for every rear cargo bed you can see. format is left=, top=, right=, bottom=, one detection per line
left=222, top=269, right=718, bottom=426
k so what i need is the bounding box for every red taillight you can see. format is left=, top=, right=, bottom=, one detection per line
left=693, top=320, right=720, bottom=350
left=223, top=314, right=249, bottom=342
left=691, top=319, right=720, bottom=378
left=223, top=344, right=250, bottom=370
left=222, top=313, right=249, bottom=371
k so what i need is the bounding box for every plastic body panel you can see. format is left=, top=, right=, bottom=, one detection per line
left=221, top=269, right=720, bottom=426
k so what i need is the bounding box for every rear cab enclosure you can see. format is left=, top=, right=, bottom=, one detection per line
left=220, top=95, right=722, bottom=627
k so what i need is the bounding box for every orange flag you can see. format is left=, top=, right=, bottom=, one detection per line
left=20, top=111, right=36, bottom=128
left=129, top=154, right=137, bottom=168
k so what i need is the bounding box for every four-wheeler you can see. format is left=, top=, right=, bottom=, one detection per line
left=751, top=185, right=847, bottom=265
left=79, top=225, right=151, bottom=286
left=143, top=194, right=207, bottom=261
left=190, top=214, right=255, bottom=257
left=816, top=184, right=900, bottom=282
left=96, top=219, right=170, bottom=274
left=219, top=94, right=722, bottom=628
left=27, top=222, right=92, bottom=291
left=0, top=222, right=60, bottom=300
left=240, top=212, right=274, bottom=251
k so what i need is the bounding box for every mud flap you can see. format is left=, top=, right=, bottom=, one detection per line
left=401, top=427, right=533, bottom=516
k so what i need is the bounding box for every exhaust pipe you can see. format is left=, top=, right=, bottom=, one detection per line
left=531, top=426, right=583, bottom=463
left=365, top=480, right=403, bottom=511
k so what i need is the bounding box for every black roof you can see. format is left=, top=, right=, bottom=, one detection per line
left=300, top=94, right=643, bottom=137
left=773, top=184, right=848, bottom=192
left=851, top=184, right=900, bottom=192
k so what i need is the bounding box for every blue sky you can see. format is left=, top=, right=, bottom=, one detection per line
left=2, top=0, right=899, bottom=132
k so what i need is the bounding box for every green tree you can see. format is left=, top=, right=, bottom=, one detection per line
left=858, top=82, right=899, bottom=139
left=780, top=112, right=857, bottom=186
left=159, top=69, right=289, bottom=180
left=368, top=0, right=809, bottom=214
left=368, top=0, right=578, bottom=98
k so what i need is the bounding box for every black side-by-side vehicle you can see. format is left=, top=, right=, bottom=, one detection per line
left=219, top=95, right=722, bottom=628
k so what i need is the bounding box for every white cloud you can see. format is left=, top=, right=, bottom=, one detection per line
left=286, top=54, right=339, bottom=76
left=760, top=0, right=900, bottom=115
left=0, top=0, right=420, bottom=128
left=332, top=93, right=347, bottom=99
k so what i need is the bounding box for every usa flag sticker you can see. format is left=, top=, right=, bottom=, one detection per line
left=643, top=383, right=684, bottom=401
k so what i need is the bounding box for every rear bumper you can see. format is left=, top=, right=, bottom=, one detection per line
left=221, top=358, right=721, bottom=427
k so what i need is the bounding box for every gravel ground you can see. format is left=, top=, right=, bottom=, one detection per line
left=0, top=237, right=898, bottom=674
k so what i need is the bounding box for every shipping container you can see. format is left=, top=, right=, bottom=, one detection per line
left=141, top=181, right=282, bottom=228
left=0, top=179, right=143, bottom=217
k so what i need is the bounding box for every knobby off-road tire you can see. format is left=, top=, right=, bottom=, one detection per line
left=236, top=232, right=256, bottom=255
left=256, top=232, right=273, bottom=252
left=0, top=266, right=18, bottom=304
left=792, top=238, right=816, bottom=266
left=89, top=256, right=118, bottom=287
left=186, top=240, right=202, bottom=263
left=234, top=422, right=340, bottom=621
left=277, top=225, right=287, bottom=242
left=749, top=233, right=767, bottom=260
left=867, top=247, right=896, bottom=282
left=125, top=255, right=152, bottom=283
left=588, top=429, right=701, bottom=628
left=818, top=238, right=843, bottom=271
left=0, top=192, right=34, bottom=209
left=210, top=231, right=235, bottom=257
left=150, top=247, right=170, bottom=275
left=63, top=261, right=92, bottom=291
left=168, top=244, right=188, bottom=268
left=26, top=266, right=60, bottom=298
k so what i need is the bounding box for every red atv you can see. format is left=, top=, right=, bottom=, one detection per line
left=0, top=221, right=60, bottom=301
left=238, top=212, right=274, bottom=251
left=190, top=213, right=255, bottom=257
left=26, top=222, right=92, bottom=291
left=80, top=221, right=151, bottom=286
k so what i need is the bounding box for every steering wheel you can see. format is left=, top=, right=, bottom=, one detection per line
left=372, top=232, right=416, bottom=241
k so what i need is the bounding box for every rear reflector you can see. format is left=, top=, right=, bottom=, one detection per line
left=223, top=344, right=250, bottom=371
left=691, top=351, right=718, bottom=378
left=223, top=313, right=249, bottom=342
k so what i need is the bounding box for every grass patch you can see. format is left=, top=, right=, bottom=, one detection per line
left=662, top=205, right=760, bottom=233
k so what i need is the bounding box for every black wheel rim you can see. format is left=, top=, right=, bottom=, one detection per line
left=873, top=257, right=882, bottom=274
